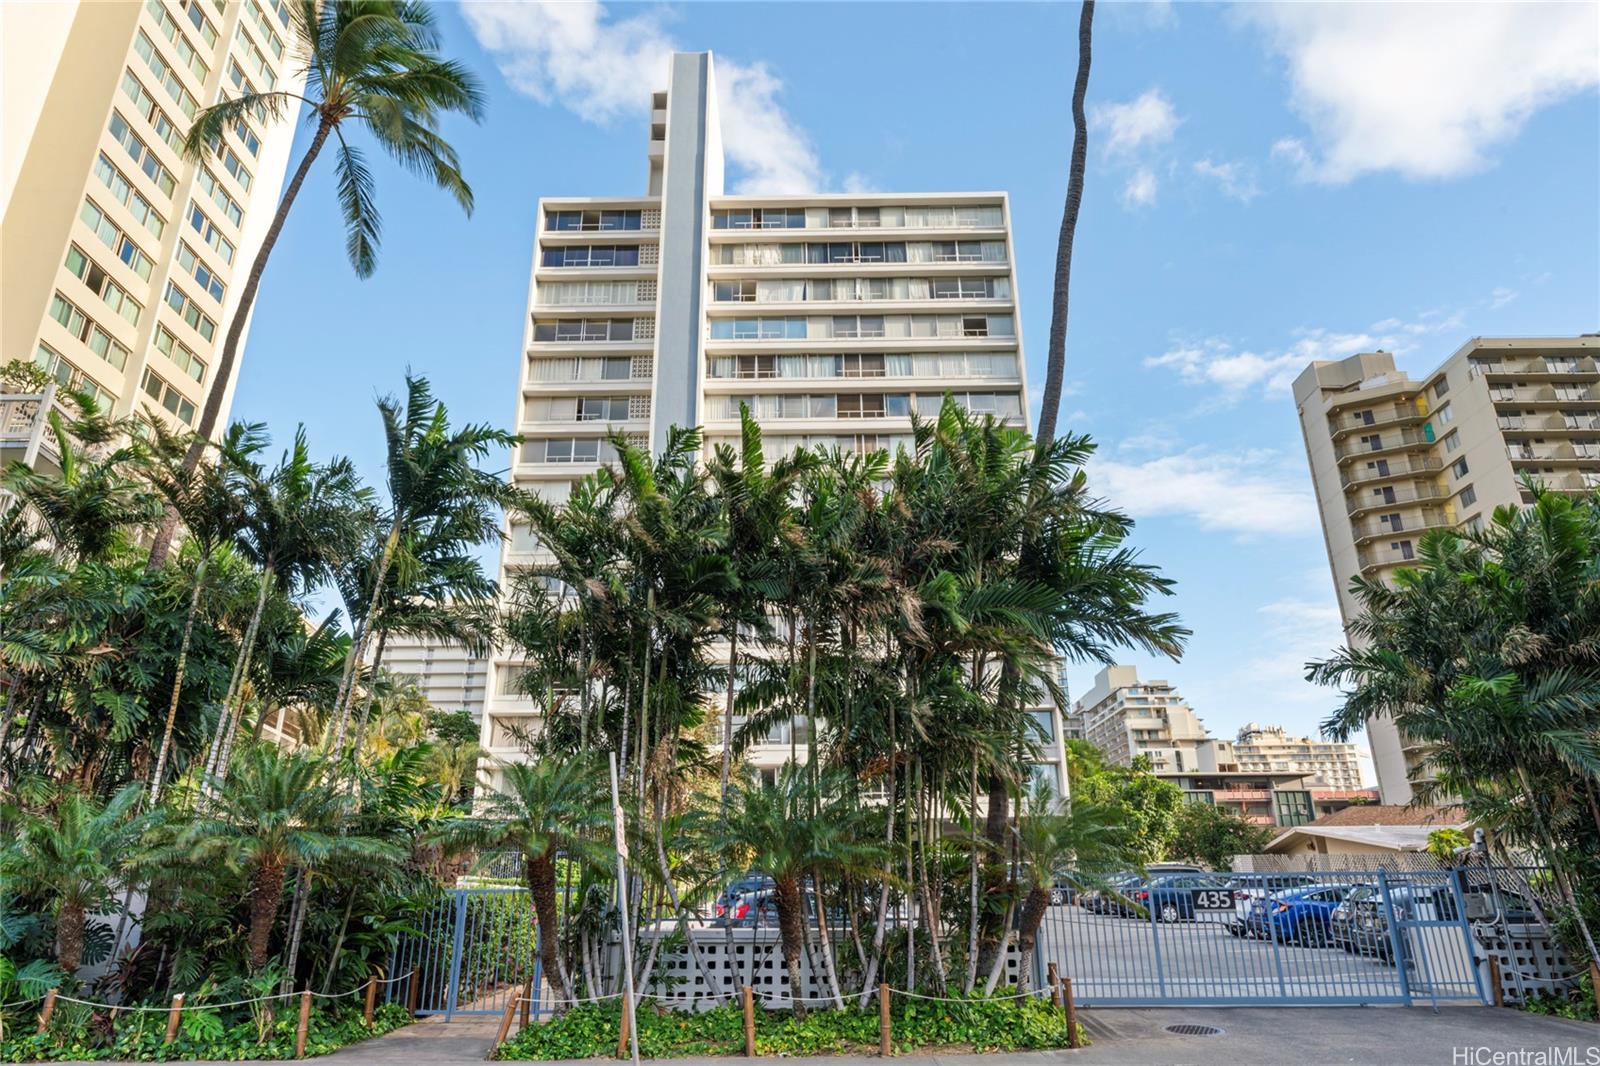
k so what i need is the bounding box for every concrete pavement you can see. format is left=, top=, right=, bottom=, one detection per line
left=293, top=1004, right=1597, bottom=1065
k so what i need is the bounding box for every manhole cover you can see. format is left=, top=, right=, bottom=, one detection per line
left=1164, top=1024, right=1225, bottom=1037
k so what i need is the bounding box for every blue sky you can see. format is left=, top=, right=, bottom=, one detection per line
left=230, top=2, right=1600, bottom=780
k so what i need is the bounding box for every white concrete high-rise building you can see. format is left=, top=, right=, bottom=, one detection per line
left=1293, top=337, right=1600, bottom=802
left=480, top=52, right=1052, bottom=789
left=3, top=0, right=303, bottom=451
left=1071, top=665, right=1213, bottom=774
left=1230, top=723, right=1364, bottom=791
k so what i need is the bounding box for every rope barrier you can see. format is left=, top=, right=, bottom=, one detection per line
left=513, top=981, right=1054, bottom=1010
left=28, top=970, right=415, bottom=1016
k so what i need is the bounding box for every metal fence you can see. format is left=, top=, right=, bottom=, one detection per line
left=387, top=886, right=538, bottom=1020
left=1035, top=867, right=1545, bottom=1007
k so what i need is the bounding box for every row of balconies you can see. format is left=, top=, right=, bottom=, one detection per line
left=1498, top=413, right=1600, bottom=432
left=1344, top=482, right=1446, bottom=517
left=1351, top=509, right=1450, bottom=544
left=1339, top=456, right=1442, bottom=488
left=1489, top=385, right=1600, bottom=405
left=1328, top=404, right=1423, bottom=440
left=1469, top=356, right=1599, bottom=379
left=1508, top=442, right=1600, bottom=463
left=1334, top=429, right=1434, bottom=461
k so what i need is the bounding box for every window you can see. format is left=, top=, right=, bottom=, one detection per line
left=1433, top=377, right=1450, bottom=398
left=195, top=168, right=243, bottom=226
left=64, top=245, right=142, bottom=325
left=177, top=0, right=218, bottom=44
left=108, top=112, right=175, bottom=197
left=175, top=242, right=225, bottom=302
left=839, top=353, right=885, bottom=378
left=838, top=394, right=887, bottom=418
left=541, top=245, right=643, bottom=268
left=133, top=31, right=199, bottom=118
left=48, top=292, right=130, bottom=371
left=1391, top=540, right=1415, bottom=560
left=931, top=277, right=997, bottom=299
left=187, top=203, right=236, bottom=263
left=932, top=240, right=985, bottom=262
left=268, top=0, right=290, bottom=26
left=1458, top=484, right=1477, bottom=508
left=1451, top=457, right=1470, bottom=479
left=709, top=318, right=807, bottom=341
left=121, top=71, right=183, bottom=153
left=79, top=199, right=153, bottom=280
left=34, top=344, right=113, bottom=407
left=227, top=57, right=257, bottom=95
left=217, top=144, right=253, bottom=191
left=245, top=0, right=286, bottom=58
left=712, top=207, right=804, bottom=229
left=232, top=119, right=262, bottom=157
left=234, top=24, right=273, bottom=85
left=734, top=354, right=776, bottom=379
left=806, top=241, right=906, bottom=264
left=532, top=319, right=635, bottom=342
left=140, top=368, right=197, bottom=424
left=164, top=281, right=217, bottom=341
left=144, top=0, right=209, bottom=82
left=523, top=438, right=605, bottom=463
left=1443, top=429, right=1461, bottom=453
left=154, top=325, right=207, bottom=382
left=547, top=209, right=643, bottom=231
left=714, top=280, right=758, bottom=302
left=92, top=154, right=166, bottom=238
left=575, top=397, right=630, bottom=421
left=832, top=315, right=885, bottom=339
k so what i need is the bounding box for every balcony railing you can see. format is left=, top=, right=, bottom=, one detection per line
left=1330, top=407, right=1422, bottom=437
left=1352, top=510, right=1450, bottom=542
left=0, top=384, right=75, bottom=471
left=1345, top=484, right=1446, bottom=515
left=1471, top=356, right=1599, bottom=378
left=1359, top=544, right=1422, bottom=570
left=1334, top=429, right=1431, bottom=460
left=1339, top=457, right=1442, bottom=488
left=1508, top=443, right=1591, bottom=462
left=1490, top=386, right=1600, bottom=404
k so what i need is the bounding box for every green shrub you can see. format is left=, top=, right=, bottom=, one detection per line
left=495, top=994, right=1085, bottom=1060
left=0, top=1001, right=410, bottom=1062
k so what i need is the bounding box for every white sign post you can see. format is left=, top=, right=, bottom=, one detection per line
left=609, top=752, right=640, bottom=1066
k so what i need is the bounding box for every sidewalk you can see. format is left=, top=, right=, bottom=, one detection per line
left=303, top=1005, right=1596, bottom=1066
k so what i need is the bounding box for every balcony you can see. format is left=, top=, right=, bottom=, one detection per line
left=0, top=384, right=77, bottom=476
left=1530, top=473, right=1600, bottom=493
left=1334, top=429, right=1432, bottom=461
left=1470, top=356, right=1599, bottom=378
left=1508, top=443, right=1596, bottom=463
left=1329, top=406, right=1423, bottom=439
left=1352, top=510, right=1450, bottom=544
left=1359, top=543, right=1423, bottom=571
left=1489, top=385, right=1600, bottom=405
left=1345, top=483, right=1446, bottom=516
left=1339, top=456, right=1442, bottom=488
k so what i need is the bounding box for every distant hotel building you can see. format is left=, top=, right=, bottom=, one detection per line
left=377, top=634, right=488, bottom=721
left=3, top=0, right=304, bottom=459
left=481, top=52, right=1054, bottom=790
left=1293, top=336, right=1600, bottom=802
left=1068, top=665, right=1374, bottom=828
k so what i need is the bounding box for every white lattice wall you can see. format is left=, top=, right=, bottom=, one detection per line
left=1475, top=922, right=1580, bottom=1004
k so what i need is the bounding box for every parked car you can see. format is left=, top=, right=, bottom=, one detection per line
left=713, top=874, right=775, bottom=922
left=1083, top=874, right=1145, bottom=916
left=1048, top=880, right=1079, bottom=906
left=1134, top=874, right=1236, bottom=922
left=1225, top=873, right=1323, bottom=937
left=1244, top=884, right=1358, bottom=945
left=716, top=886, right=830, bottom=928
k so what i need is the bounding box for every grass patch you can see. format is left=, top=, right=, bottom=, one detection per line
left=495, top=995, right=1085, bottom=1059
left=1, top=1001, right=411, bottom=1062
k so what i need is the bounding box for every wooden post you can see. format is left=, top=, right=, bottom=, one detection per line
left=1060, top=977, right=1080, bottom=1050
left=36, top=989, right=57, bottom=1034
left=494, top=986, right=520, bottom=1051
left=406, top=971, right=420, bottom=1015
left=294, top=990, right=311, bottom=1059
left=164, top=993, right=184, bottom=1044
left=364, top=976, right=377, bottom=1026
left=616, top=994, right=631, bottom=1059
left=878, top=983, right=891, bottom=1057
left=1047, top=963, right=1060, bottom=1009
left=1487, top=958, right=1504, bottom=1007
left=1590, top=962, right=1600, bottom=1020
left=520, top=976, right=531, bottom=1029
left=742, top=985, right=755, bottom=1057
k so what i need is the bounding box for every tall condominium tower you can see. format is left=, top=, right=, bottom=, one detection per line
left=1294, top=335, right=1600, bottom=802
left=481, top=52, right=1055, bottom=788
left=2, top=0, right=303, bottom=441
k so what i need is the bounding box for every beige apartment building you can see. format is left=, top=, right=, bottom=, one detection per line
left=1293, top=336, right=1600, bottom=803
left=1229, top=722, right=1364, bottom=791
left=480, top=52, right=1063, bottom=793
left=2, top=0, right=302, bottom=458
left=1071, top=664, right=1212, bottom=774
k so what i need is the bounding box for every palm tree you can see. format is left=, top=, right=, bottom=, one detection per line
left=1009, top=779, right=1130, bottom=991
left=327, top=375, right=517, bottom=757
left=142, top=423, right=258, bottom=802
left=1034, top=0, right=1095, bottom=447
left=148, top=0, right=485, bottom=567
left=0, top=785, right=160, bottom=976
left=432, top=757, right=613, bottom=1007
left=716, top=765, right=888, bottom=1018
left=182, top=745, right=400, bottom=973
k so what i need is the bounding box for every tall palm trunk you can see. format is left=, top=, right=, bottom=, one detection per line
left=205, top=566, right=273, bottom=792
left=964, top=753, right=981, bottom=993
left=281, top=868, right=313, bottom=993
left=247, top=860, right=287, bottom=973
left=1015, top=886, right=1051, bottom=992
left=856, top=678, right=900, bottom=1008
left=526, top=849, right=571, bottom=1006
left=148, top=116, right=337, bottom=569
left=149, top=552, right=208, bottom=803
left=55, top=901, right=87, bottom=975
left=331, top=521, right=402, bottom=756
left=348, top=627, right=391, bottom=757
left=1033, top=0, right=1095, bottom=448
left=773, top=875, right=808, bottom=1019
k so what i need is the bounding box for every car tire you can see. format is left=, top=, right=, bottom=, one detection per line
left=1050, top=889, right=1063, bottom=907
left=1159, top=903, right=1179, bottom=923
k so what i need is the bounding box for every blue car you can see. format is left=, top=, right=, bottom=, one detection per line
left=1247, top=884, right=1357, bottom=946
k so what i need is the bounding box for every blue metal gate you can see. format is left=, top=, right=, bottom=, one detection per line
left=388, top=886, right=539, bottom=1019
left=1039, top=867, right=1492, bottom=1006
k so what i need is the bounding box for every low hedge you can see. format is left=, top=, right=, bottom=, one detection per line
left=495, top=994, right=1084, bottom=1059
left=1, top=1001, right=411, bottom=1062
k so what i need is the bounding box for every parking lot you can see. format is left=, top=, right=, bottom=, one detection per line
left=1038, top=906, right=1480, bottom=1005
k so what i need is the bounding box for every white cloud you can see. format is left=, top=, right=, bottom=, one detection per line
left=1223, top=598, right=1349, bottom=714
left=1091, top=88, right=1182, bottom=156
left=1244, top=3, right=1600, bottom=183
left=1490, top=286, right=1519, bottom=310
left=1148, top=314, right=1467, bottom=401
left=461, top=1, right=826, bottom=193
left=1192, top=157, right=1260, bottom=202
left=1121, top=167, right=1159, bottom=207
left=1090, top=446, right=1318, bottom=537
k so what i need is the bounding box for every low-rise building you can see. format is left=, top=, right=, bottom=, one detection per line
left=1264, top=805, right=1466, bottom=863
